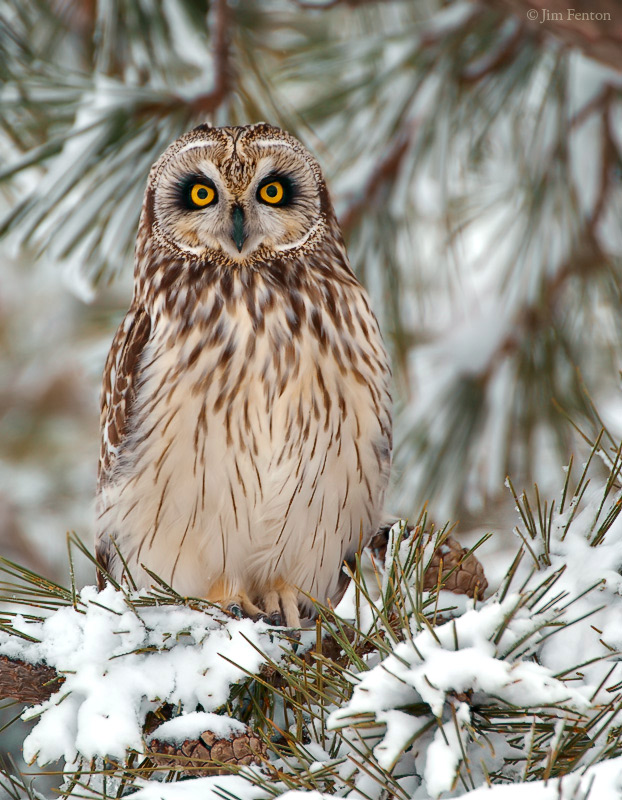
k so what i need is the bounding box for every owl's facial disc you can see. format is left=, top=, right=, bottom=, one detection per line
left=153, top=135, right=323, bottom=263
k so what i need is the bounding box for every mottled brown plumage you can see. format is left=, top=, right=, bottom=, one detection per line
left=96, top=123, right=392, bottom=626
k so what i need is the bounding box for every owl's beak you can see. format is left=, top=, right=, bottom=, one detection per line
left=231, top=206, right=246, bottom=253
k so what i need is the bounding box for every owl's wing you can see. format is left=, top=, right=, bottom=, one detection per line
left=98, top=304, right=151, bottom=488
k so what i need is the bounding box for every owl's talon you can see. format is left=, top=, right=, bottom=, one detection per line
left=268, top=611, right=283, bottom=626
left=253, top=612, right=269, bottom=623
left=262, top=584, right=301, bottom=627
left=227, top=603, right=243, bottom=618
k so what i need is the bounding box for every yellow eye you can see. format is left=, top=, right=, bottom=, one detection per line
left=259, top=180, right=285, bottom=205
left=190, top=183, right=216, bottom=207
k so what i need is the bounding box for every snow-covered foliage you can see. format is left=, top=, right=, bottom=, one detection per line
left=146, top=711, right=247, bottom=745
left=330, top=596, right=589, bottom=795
left=128, top=754, right=622, bottom=800
left=3, top=441, right=622, bottom=799
left=0, top=586, right=289, bottom=766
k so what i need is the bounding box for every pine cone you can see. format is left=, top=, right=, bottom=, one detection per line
left=148, top=727, right=267, bottom=777
left=369, top=525, right=488, bottom=599
left=0, top=655, right=64, bottom=704
left=422, top=536, right=488, bottom=599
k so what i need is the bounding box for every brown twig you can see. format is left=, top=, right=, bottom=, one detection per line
left=340, top=128, right=414, bottom=233
left=292, top=0, right=342, bottom=9
left=292, top=0, right=383, bottom=9
left=136, top=0, right=234, bottom=121
left=589, top=87, right=616, bottom=232
left=459, top=23, right=526, bottom=84
left=191, top=0, right=234, bottom=116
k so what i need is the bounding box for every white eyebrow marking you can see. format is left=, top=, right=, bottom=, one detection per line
left=177, top=140, right=219, bottom=155
left=253, top=140, right=297, bottom=150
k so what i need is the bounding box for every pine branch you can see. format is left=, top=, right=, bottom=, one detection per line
left=188, top=0, right=233, bottom=116
left=0, top=535, right=487, bottom=710
left=0, top=653, right=267, bottom=777
left=340, top=126, right=414, bottom=234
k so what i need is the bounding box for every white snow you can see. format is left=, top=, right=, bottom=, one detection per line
left=329, top=595, right=588, bottom=729
left=129, top=772, right=269, bottom=800
left=4, top=475, right=622, bottom=798
left=457, top=754, right=622, bottom=799
left=424, top=713, right=466, bottom=797
left=325, top=516, right=622, bottom=800
left=0, top=584, right=287, bottom=766
left=148, top=711, right=247, bottom=744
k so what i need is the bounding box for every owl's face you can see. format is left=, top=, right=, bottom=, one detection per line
left=146, top=124, right=327, bottom=263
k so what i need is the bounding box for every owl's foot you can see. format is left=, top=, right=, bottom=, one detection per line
left=224, top=594, right=267, bottom=621
left=227, top=603, right=268, bottom=623
left=207, top=580, right=300, bottom=627
left=207, top=582, right=266, bottom=621
left=262, top=585, right=300, bottom=628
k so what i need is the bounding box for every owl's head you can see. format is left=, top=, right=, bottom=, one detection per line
left=141, top=123, right=335, bottom=266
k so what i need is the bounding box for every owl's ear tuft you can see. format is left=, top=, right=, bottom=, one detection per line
left=248, top=121, right=281, bottom=137
left=191, top=122, right=213, bottom=135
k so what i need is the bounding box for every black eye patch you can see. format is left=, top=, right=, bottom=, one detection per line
left=176, top=174, right=218, bottom=210
left=257, top=175, right=294, bottom=207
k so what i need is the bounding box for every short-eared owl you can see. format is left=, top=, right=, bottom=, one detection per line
left=96, top=123, right=392, bottom=626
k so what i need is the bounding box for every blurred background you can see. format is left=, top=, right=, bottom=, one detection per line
left=1, top=0, right=622, bottom=605
left=1, top=0, right=622, bottom=786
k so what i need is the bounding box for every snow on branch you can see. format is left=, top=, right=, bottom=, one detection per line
left=0, top=585, right=288, bottom=766
left=4, top=487, right=622, bottom=799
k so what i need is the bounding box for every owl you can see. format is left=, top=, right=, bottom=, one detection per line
left=95, top=123, right=392, bottom=627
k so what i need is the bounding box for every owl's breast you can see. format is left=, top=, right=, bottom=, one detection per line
left=98, top=282, right=391, bottom=602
